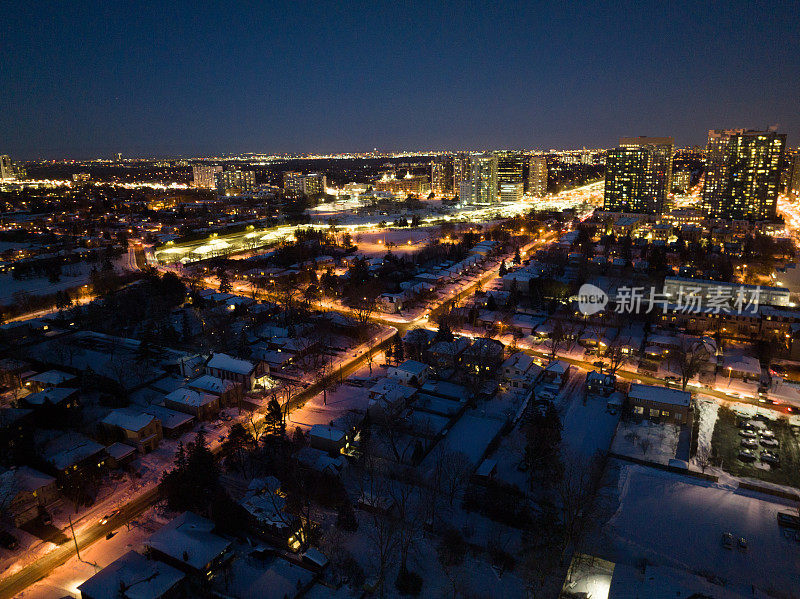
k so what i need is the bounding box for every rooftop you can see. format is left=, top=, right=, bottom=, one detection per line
left=78, top=550, right=185, bottom=599
left=628, top=383, right=691, bottom=407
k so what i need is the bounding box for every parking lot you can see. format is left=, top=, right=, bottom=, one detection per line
left=710, top=405, right=800, bottom=488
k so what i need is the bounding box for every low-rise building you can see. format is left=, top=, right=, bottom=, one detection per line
left=627, top=383, right=691, bottom=424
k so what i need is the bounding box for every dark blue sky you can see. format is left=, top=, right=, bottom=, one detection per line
left=2, top=0, right=798, bottom=158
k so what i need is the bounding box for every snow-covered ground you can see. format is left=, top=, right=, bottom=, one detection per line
left=558, top=370, right=620, bottom=459
left=287, top=355, right=388, bottom=431
left=597, top=463, right=800, bottom=598
left=0, top=256, right=128, bottom=305
left=611, top=420, right=680, bottom=465
left=693, top=397, right=720, bottom=465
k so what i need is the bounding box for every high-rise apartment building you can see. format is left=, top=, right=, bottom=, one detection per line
left=789, top=153, right=800, bottom=200
left=453, top=153, right=471, bottom=200
left=430, top=157, right=454, bottom=196
left=215, top=169, right=256, bottom=196
left=283, top=172, right=327, bottom=196
left=192, top=164, right=223, bottom=189
left=463, top=154, right=498, bottom=205
left=301, top=173, right=327, bottom=196
left=603, top=136, right=674, bottom=213
left=701, top=129, right=786, bottom=220
left=527, top=156, right=547, bottom=197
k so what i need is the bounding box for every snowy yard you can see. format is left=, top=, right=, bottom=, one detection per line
left=287, top=358, right=388, bottom=431
left=611, top=420, right=680, bottom=465
left=598, top=463, right=800, bottom=598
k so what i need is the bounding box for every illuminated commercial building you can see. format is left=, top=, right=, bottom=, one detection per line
left=215, top=169, right=256, bottom=196
left=527, top=155, right=547, bottom=197
left=499, top=181, right=523, bottom=203
left=192, top=164, right=223, bottom=189
left=603, top=136, right=674, bottom=214
left=496, top=152, right=524, bottom=185
left=702, top=129, right=786, bottom=220
left=373, top=173, right=430, bottom=196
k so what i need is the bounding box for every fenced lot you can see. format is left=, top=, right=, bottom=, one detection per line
left=710, top=406, right=800, bottom=489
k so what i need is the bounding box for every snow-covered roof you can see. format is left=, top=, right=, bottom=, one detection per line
left=0, top=466, right=54, bottom=497
left=105, top=442, right=137, bottom=461
left=309, top=424, right=346, bottom=443
left=23, top=387, right=77, bottom=406
left=78, top=550, right=185, bottom=599
left=722, top=354, right=761, bottom=377
left=142, top=405, right=194, bottom=429
left=629, top=383, right=691, bottom=407
left=395, top=359, right=430, bottom=376
left=165, top=387, right=218, bottom=407
left=102, top=408, right=156, bottom=432
left=207, top=353, right=255, bottom=375
left=187, top=374, right=236, bottom=395
left=545, top=360, right=569, bottom=374
left=146, top=512, right=230, bottom=571
left=24, top=369, right=76, bottom=386
left=41, top=433, right=105, bottom=470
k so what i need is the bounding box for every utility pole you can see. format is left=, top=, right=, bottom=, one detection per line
left=68, top=515, right=81, bottom=562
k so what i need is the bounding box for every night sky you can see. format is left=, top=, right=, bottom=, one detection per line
left=3, top=1, right=798, bottom=158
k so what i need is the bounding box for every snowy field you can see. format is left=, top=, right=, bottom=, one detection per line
left=599, top=463, right=800, bottom=597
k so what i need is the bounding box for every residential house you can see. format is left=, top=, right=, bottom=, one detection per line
left=145, top=512, right=232, bottom=580
left=501, top=352, right=543, bottom=389
left=387, top=359, right=431, bottom=386
left=205, top=353, right=265, bottom=391
left=585, top=370, right=616, bottom=396
left=461, top=338, right=505, bottom=375
left=78, top=550, right=186, bottom=599
left=101, top=408, right=163, bottom=453
left=164, top=387, right=220, bottom=420
left=0, top=466, right=58, bottom=526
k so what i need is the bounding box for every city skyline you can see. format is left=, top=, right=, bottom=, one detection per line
left=2, top=0, right=799, bottom=158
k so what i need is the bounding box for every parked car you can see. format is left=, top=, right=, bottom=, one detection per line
left=760, top=437, right=779, bottom=448
left=0, top=531, right=19, bottom=550
left=721, top=532, right=735, bottom=549
left=740, top=438, right=758, bottom=449
left=740, top=430, right=757, bottom=439
left=760, top=429, right=775, bottom=438
left=738, top=537, right=748, bottom=551
left=761, top=451, right=780, bottom=466
left=738, top=449, right=757, bottom=462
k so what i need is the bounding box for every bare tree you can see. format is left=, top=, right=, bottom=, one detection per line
left=555, top=449, right=606, bottom=564
left=672, top=336, right=709, bottom=391
left=604, top=336, right=627, bottom=375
